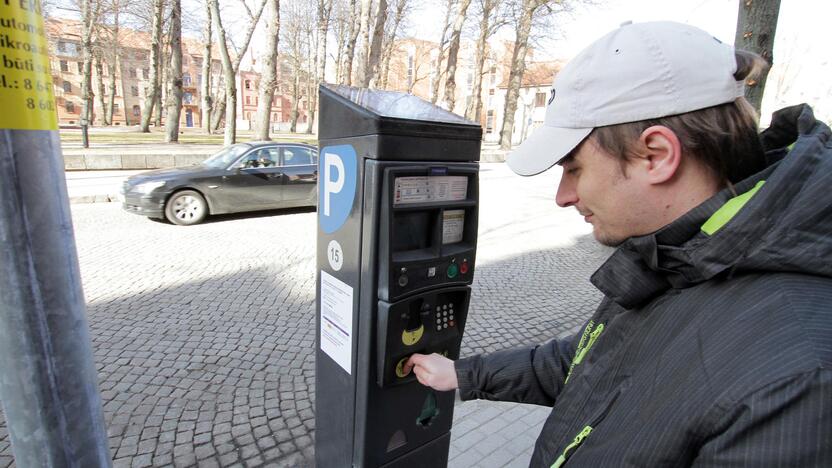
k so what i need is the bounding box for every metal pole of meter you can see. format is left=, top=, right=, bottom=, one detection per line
left=0, top=2, right=111, bottom=467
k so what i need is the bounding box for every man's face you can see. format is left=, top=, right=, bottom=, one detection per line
left=556, top=139, right=651, bottom=247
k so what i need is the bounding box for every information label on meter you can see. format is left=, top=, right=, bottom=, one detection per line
left=0, top=0, right=58, bottom=130
left=442, top=209, right=464, bottom=244
left=320, top=270, right=353, bottom=374
left=394, top=176, right=467, bottom=205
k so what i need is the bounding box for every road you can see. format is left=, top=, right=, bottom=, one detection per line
left=0, top=163, right=611, bottom=467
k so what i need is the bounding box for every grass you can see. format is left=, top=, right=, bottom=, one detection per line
left=59, top=127, right=318, bottom=146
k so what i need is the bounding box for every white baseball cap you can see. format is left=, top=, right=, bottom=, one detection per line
left=507, top=21, right=745, bottom=176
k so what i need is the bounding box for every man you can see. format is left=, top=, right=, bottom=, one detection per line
left=404, top=21, right=832, bottom=467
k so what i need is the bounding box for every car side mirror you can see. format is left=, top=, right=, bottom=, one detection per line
left=234, top=166, right=243, bottom=175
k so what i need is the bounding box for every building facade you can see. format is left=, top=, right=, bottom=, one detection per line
left=46, top=18, right=308, bottom=130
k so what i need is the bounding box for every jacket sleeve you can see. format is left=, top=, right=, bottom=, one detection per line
left=692, top=368, right=832, bottom=467
left=453, top=335, right=577, bottom=407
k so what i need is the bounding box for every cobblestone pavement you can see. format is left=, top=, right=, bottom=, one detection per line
left=0, top=163, right=611, bottom=467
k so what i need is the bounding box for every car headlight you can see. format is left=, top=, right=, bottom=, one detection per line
left=134, top=181, right=167, bottom=194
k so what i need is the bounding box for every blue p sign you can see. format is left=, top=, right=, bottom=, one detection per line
left=319, top=145, right=357, bottom=234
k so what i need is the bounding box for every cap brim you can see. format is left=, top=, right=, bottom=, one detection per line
left=506, top=126, right=592, bottom=176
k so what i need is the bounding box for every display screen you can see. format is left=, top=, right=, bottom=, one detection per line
left=393, top=211, right=435, bottom=252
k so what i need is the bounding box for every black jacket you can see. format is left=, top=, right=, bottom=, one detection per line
left=455, top=105, right=832, bottom=467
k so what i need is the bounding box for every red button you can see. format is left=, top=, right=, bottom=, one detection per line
left=460, top=262, right=469, bottom=274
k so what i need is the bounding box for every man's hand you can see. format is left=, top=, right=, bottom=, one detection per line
left=402, top=353, right=458, bottom=391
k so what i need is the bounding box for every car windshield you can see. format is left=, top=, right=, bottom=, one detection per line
left=202, top=144, right=251, bottom=168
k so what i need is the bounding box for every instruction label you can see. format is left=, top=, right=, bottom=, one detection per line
left=442, top=209, right=465, bottom=244
left=320, top=270, right=353, bottom=375
left=394, top=176, right=467, bottom=205
left=0, top=0, right=58, bottom=130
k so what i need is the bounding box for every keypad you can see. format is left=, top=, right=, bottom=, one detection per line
left=434, top=301, right=456, bottom=331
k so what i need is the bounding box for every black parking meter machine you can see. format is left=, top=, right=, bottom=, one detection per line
left=315, top=84, right=481, bottom=467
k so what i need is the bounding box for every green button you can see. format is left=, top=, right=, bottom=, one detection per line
left=447, top=263, right=459, bottom=278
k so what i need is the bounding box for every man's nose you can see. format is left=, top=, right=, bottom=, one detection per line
left=556, top=176, right=577, bottom=208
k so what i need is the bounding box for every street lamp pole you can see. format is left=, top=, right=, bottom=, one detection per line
left=0, top=0, right=111, bottom=466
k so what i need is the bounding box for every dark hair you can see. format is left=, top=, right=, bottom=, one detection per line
left=589, top=50, right=768, bottom=186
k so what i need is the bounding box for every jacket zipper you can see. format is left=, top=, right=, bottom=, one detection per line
left=564, top=322, right=605, bottom=384
left=550, top=388, right=622, bottom=468
left=550, top=425, right=593, bottom=468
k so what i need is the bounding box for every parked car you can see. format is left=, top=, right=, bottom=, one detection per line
left=121, top=142, right=318, bottom=225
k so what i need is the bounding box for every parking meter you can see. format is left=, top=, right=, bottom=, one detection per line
left=315, top=84, right=481, bottom=467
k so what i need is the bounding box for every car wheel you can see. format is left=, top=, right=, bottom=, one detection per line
left=165, top=190, right=207, bottom=226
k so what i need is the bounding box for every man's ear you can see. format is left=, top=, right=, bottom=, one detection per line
left=639, top=125, right=682, bottom=184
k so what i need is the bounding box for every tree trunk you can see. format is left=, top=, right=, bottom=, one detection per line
left=201, top=0, right=212, bottom=133
left=253, top=0, right=280, bottom=140
left=94, top=53, right=108, bottom=125
left=289, top=73, right=299, bottom=132
left=210, top=0, right=268, bottom=144
left=464, top=0, right=495, bottom=123
left=155, top=48, right=165, bottom=127
left=209, top=0, right=237, bottom=145
left=430, top=0, right=454, bottom=104
left=735, top=0, right=781, bottom=114
left=354, top=0, right=372, bottom=86
left=498, top=0, right=535, bottom=150
left=141, top=0, right=163, bottom=132
left=165, top=0, right=183, bottom=142
left=116, top=53, right=130, bottom=125
left=317, top=0, right=332, bottom=83
left=379, top=0, right=406, bottom=89
left=80, top=0, right=94, bottom=136
left=107, top=62, right=116, bottom=124
left=340, top=0, right=359, bottom=85
left=442, top=0, right=471, bottom=111
left=364, top=0, right=387, bottom=88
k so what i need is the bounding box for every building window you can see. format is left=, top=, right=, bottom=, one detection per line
left=143, top=68, right=149, bottom=79
left=77, top=62, right=83, bottom=73
left=535, top=92, right=546, bottom=107
left=197, top=74, right=202, bottom=86
left=183, top=73, right=191, bottom=86
left=57, top=41, right=66, bottom=53
left=489, top=66, right=497, bottom=86
left=130, top=68, right=137, bottom=78
left=245, top=96, right=250, bottom=105
left=272, top=113, right=277, bottom=121
left=244, top=80, right=251, bottom=90
left=131, top=86, right=139, bottom=97
left=246, top=112, right=251, bottom=120
left=60, top=60, right=68, bottom=72
left=486, top=110, right=494, bottom=133
left=183, top=92, right=193, bottom=104
left=132, top=105, right=140, bottom=117
left=63, top=80, right=71, bottom=93
left=66, top=101, right=75, bottom=113
left=113, top=103, right=119, bottom=113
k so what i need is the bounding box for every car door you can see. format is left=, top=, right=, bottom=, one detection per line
left=279, top=146, right=318, bottom=204
left=220, top=146, right=285, bottom=211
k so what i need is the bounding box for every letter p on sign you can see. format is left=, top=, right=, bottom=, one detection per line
left=323, top=152, right=345, bottom=216
left=318, top=145, right=357, bottom=234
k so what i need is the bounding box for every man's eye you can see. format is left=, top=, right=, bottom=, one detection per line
left=566, top=167, right=580, bottom=175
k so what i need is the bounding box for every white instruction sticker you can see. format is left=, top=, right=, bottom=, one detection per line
left=394, top=176, right=468, bottom=205
left=442, top=209, right=465, bottom=244
left=320, top=270, right=353, bottom=374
